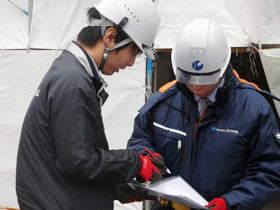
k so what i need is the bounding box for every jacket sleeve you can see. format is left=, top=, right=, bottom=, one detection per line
left=49, top=70, right=141, bottom=183
left=127, top=108, right=158, bottom=155
left=222, top=106, right=280, bottom=210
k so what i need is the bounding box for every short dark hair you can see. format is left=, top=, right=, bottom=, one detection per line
left=77, top=7, right=140, bottom=53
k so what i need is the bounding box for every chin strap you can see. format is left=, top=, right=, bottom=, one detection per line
left=99, top=47, right=110, bottom=71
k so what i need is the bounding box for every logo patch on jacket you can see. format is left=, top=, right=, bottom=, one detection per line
left=273, top=132, right=280, bottom=145
left=212, top=126, right=239, bottom=134
left=35, top=89, right=41, bottom=97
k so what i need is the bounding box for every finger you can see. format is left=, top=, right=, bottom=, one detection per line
left=152, top=168, right=162, bottom=180
left=150, top=158, right=165, bottom=166
left=136, top=175, right=145, bottom=183
left=155, top=154, right=165, bottom=161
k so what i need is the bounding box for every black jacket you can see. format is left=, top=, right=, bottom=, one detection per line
left=16, top=42, right=141, bottom=210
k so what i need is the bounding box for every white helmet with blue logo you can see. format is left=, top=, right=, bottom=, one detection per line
left=171, top=18, right=231, bottom=85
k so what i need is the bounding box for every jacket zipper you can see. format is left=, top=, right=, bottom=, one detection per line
left=191, top=107, right=208, bottom=164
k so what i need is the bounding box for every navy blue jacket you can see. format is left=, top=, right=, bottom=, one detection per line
left=127, top=66, right=280, bottom=210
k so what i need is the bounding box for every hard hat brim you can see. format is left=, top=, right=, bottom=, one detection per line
left=176, top=67, right=221, bottom=85
left=142, top=45, right=155, bottom=60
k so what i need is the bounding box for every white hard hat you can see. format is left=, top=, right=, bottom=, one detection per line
left=96, top=0, right=161, bottom=60
left=171, top=18, right=231, bottom=85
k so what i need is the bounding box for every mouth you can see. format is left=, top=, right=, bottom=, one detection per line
left=196, top=93, right=207, bottom=97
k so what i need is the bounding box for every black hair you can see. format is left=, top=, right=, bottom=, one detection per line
left=77, top=7, right=141, bottom=53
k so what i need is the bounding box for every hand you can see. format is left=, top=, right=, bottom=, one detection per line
left=148, top=152, right=167, bottom=175
left=114, top=180, right=157, bottom=204
left=137, top=154, right=161, bottom=183
left=206, top=198, right=227, bottom=210
left=147, top=152, right=166, bottom=183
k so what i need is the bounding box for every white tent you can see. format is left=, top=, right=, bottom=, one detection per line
left=1, top=0, right=280, bottom=209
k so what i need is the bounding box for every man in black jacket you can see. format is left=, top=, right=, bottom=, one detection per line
left=16, top=0, right=161, bottom=209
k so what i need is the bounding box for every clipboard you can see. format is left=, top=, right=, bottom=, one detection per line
left=128, top=176, right=209, bottom=209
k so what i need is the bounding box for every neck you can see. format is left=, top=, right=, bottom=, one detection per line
left=77, top=40, right=104, bottom=68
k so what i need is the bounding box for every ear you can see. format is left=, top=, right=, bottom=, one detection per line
left=103, top=27, right=117, bottom=49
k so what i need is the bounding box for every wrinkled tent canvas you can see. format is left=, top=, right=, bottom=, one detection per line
left=259, top=48, right=280, bottom=116
left=1, top=0, right=280, bottom=209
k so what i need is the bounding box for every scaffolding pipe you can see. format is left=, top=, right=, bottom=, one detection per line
left=7, top=0, right=28, bottom=15
left=146, top=58, right=153, bottom=98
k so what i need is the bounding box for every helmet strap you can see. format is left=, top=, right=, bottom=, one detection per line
left=99, top=47, right=110, bottom=71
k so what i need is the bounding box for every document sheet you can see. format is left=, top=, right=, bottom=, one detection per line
left=129, top=176, right=209, bottom=209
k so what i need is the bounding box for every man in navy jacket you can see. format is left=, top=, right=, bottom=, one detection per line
left=127, top=19, right=280, bottom=210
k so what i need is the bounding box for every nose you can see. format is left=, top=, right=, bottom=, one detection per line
left=127, top=55, right=136, bottom=67
left=190, top=85, right=198, bottom=90
left=192, top=85, right=203, bottom=89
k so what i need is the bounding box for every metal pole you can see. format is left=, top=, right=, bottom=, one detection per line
left=144, top=58, right=154, bottom=210
left=146, top=58, right=153, bottom=98
left=28, top=0, right=33, bottom=36
left=145, top=2, right=156, bottom=209
left=7, top=0, right=28, bottom=15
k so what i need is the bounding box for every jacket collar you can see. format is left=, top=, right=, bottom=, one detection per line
left=65, top=41, right=109, bottom=106
left=65, top=41, right=95, bottom=78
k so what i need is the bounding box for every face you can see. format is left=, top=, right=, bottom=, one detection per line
left=186, top=78, right=222, bottom=97
left=101, top=43, right=139, bottom=75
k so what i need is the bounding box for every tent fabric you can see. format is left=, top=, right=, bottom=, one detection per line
left=154, top=0, right=280, bottom=48
left=102, top=55, right=146, bottom=150
left=28, top=0, right=99, bottom=49
left=2, top=0, right=280, bottom=50
left=242, top=0, right=280, bottom=44
left=259, top=48, right=280, bottom=116
left=0, top=0, right=29, bottom=49
left=154, top=0, right=247, bottom=48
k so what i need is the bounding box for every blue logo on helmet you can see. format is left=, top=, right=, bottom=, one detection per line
left=192, top=61, right=203, bottom=71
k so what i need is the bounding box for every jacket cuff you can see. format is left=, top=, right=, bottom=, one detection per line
left=222, top=194, right=238, bottom=210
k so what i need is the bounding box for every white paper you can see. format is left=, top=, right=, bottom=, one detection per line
left=129, top=176, right=209, bottom=209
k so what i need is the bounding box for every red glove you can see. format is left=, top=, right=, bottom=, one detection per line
left=137, top=154, right=161, bottom=183
left=206, top=198, right=227, bottom=210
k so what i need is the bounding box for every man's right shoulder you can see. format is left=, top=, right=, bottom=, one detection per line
left=140, top=80, right=179, bottom=113
left=158, top=80, right=177, bottom=93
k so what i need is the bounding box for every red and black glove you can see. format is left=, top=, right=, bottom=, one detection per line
left=206, top=198, right=227, bottom=210
left=114, top=180, right=157, bottom=204
left=145, top=151, right=167, bottom=183
left=137, top=154, right=161, bottom=183
left=146, top=151, right=167, bottom=174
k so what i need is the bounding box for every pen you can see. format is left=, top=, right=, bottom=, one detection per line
left=144, top=147, right=157, bottom=158
left=144, top=147, right=171, bottom=174
left=208, top=204, right=216, bottom=209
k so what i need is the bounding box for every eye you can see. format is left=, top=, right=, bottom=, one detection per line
left=131, top=49, right=138, bottom=56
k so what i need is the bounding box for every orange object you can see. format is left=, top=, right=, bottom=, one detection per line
left=159, top=80, right=177, bottom=93
left=0, top=206, right=20, bottom=210
left=233, top=69, right=261, bottom=91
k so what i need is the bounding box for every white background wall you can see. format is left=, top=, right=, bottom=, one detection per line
left=1, top=0, right=280, bottom=209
